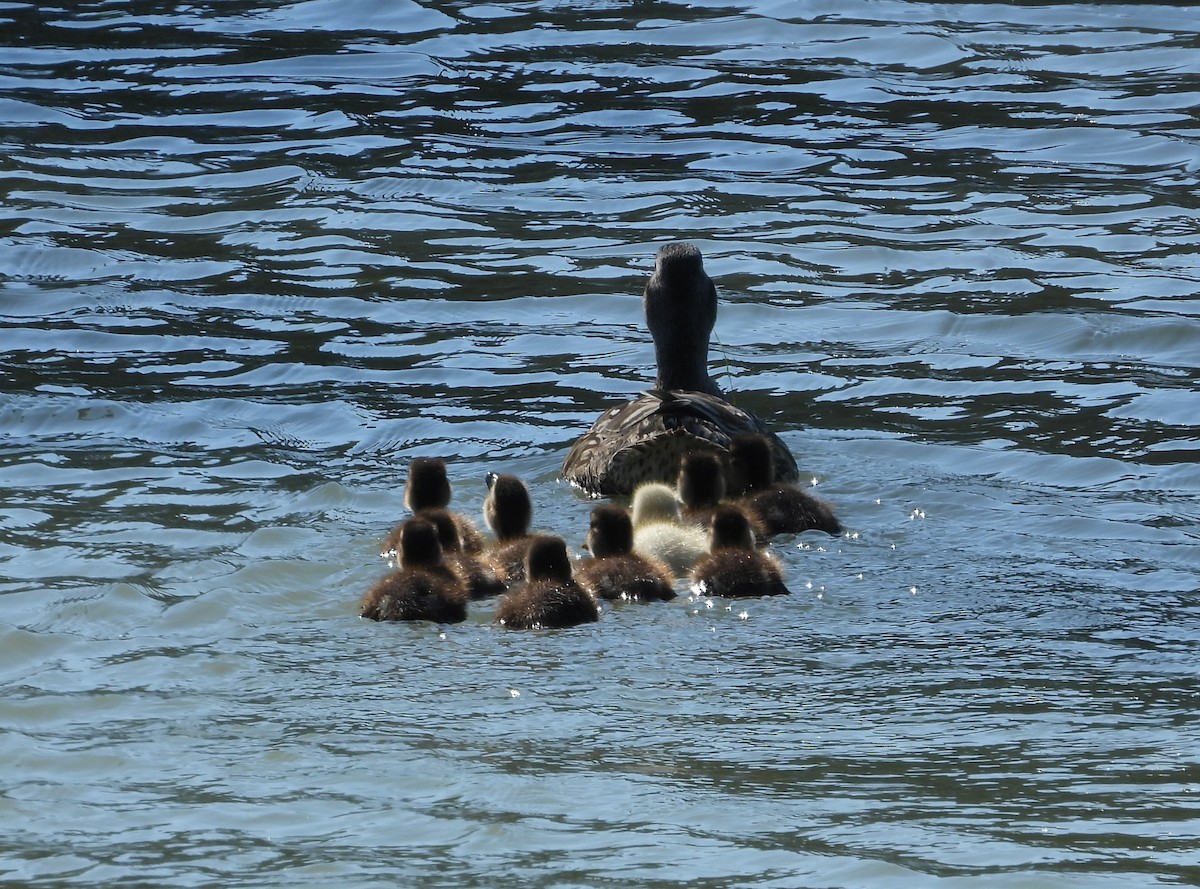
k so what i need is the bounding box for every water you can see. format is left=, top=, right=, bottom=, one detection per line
left=2, top=1, right=1199, bottom=885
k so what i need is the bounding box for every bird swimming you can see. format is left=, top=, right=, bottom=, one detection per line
left=630, top=482, right=710, bottom=577
left=561, top=242, right=799, bottom=497
left=482, top=471, right=536, bottom=586
left=690, top=506, right=790, bottom=599
left=402, top=457, right=485, bottom=553
left=361, top=517, right=469, bottom=623
left=494, top=535, right=600, bottom=630
left=728, top=433, right=841, bottom=536
left=576, top=504, right=676, bottom=602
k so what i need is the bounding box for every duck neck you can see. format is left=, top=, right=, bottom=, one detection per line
left=644, top=246, right=722, bottom=397
left=652, top=341, right=721, bottom=396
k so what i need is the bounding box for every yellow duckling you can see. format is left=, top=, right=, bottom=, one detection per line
left=630, top=482, right=709, bottom=577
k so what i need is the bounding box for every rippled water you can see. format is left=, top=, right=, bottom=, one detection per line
left=2, top=1, right=1199, bottom=886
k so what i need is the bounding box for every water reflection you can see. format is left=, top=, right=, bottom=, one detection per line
left=2, top=0, right=1199, bottom=886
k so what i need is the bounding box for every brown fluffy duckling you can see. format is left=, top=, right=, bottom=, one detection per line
left=677, top=449, right=768, bottom=541
left=561, top=242, right=799, bottom=496
left=361, top=517, right=469, bottom=623
left=677, top=451, right=726, bottom=527
left=404, top=457, right=485, bottom=553
left=576, top=505, right=676, bottom=602
left=495, top=535, right=600, bottom=630
left=413, top=507, right=505, bottom=599
left=690, top=506, right=790, bottom=599
left=727, top=433, right=841, bottom=536
left=482, top=471, right=535, bottom=585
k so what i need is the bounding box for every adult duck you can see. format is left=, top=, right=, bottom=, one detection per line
left=561, top=242, right=799, bottom=497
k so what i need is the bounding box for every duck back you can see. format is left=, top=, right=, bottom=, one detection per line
left=562, top=390, right=798, bottom=497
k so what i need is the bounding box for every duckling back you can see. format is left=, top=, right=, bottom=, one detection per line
left=362, top=517, right=469, bottom=622
left=360, top=570, right=468, bottom=623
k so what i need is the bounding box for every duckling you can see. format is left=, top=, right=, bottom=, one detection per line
left=690, top=506, right=790, bottom=598
left=728, top=433, right=841, bottom=536
left=482, top=471, right=535, bottom=585
left=677, top=450, right=728, bottom=528
left=630, top=482, right=709, bottom=577
left=495, top=535, right=600, bottom=629
left=677, top=449, right=769, bottom=541
left=576, top=504, right=676, bottom=602
left=404, top=457, right=485, bottom=554
left=412, top=507, right=506, bottom=599
left=361, top=517, right=469, bottom=623
left=561, top=242, right=799, bottom=496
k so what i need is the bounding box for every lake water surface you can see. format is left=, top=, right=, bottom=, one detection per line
left=2, top=1, right=1199, bottom=886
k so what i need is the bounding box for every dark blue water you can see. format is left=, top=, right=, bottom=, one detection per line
left=2, top=1, right=1198, bottom=886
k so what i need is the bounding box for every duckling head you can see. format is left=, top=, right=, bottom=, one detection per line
left=631, top=482, right=683, bottom=527
left=484, top=472, right=533, bottom=541
left=525, top=534, right=574, bottom=584
left=405, top=457, right=452, bottom=511
left=678, top=451, right=726, bottom=509
left=398, top=517, right=445, bottom=569
left=643, top=242, right=721, bottom=397
left=417, top=507, right=462, bottom=554
left=587, top=504, right=634, bottom=558
left=728, top=433, right=775, bottom=495
left=709, top=505, right=757, bottom=551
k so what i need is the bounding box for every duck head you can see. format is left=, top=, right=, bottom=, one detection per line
left=709, top=505, right=757, bottom=551
left=631, top=482, right=683, bottom=526
left=643, top=242, right=721, bottom=397
left=728, top=433, right=775, bottom=495
left=678, top=451, right=726, bottom=509
left=484, top=472, right=533, bottom=541
left=587, top=504, right=634, bottom=558
left=525, top=535, right=574, bottom=584
left=417, top=507, right=463, bottom=554
left=398, top=517, right=445, bottom=569
left=405, top=457, right=452, bottom=512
